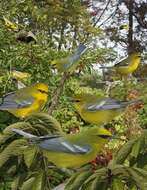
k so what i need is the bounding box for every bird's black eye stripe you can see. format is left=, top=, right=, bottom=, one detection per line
left=98, top=135, right=110, bottom=139
left=38, top=89, right=48, bottom=94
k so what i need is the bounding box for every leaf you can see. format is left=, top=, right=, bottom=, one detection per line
left=0, top=122, right=31, bottom=145
left=134, top=153, right=147, bottom=169
left=32, top=124, right=51, bottom=135
left=32, top=170, right=45, bottom=190
left=131, top=137, right=144, bottom=158
left=0, top=139, right=27, bottom=168
left=91, top=177, right=108, bottom=190
left=11, top=176, right=21, bottom=190
left=111, top=165, right=129, bottom=177
left=64, top=172, right=80, bottom=189
left=112, top=139, right=137, bottom=165
left=7, top=164, right=17, bottom=175
left=126, top=167, right=147, bottom=190
left=84, top=168, right=107, bottom=184
left=24, top=146, right=37, bottom=168
left=20, top=177, right=36, bottom=190
left=112, top=178, right=125, bottom=190
left=132, top=167, right=147, bottom=179
left=65, top=170, right=92, bottom=190
left=26, top=113, right=62, bottom=134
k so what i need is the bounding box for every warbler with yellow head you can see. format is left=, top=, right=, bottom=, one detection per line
left=100, top=52, right=141, bottom=76
left=72, top=93, right=140, bottom=125
left=12, top=127, right=111, bottom=168
left=0, top=83, right=48, bottom=118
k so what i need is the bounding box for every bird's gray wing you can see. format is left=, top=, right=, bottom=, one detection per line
left=114, top=56, right=130, bottom=67
left=64, top=44, right=87, bottom=69
left=86, top=98, right=127, bottom=111
left=37, top=136, right=91, bottom=155
left=0, top=92, right=35, bottom=110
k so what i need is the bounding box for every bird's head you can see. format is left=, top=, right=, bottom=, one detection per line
left=82, top=127, right=112, bottom=144
left=33, top=83, right=48, bottom=96
left=131, top=52, right=141, bottom=59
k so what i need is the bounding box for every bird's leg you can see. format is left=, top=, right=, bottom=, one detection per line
left=105, top=81, right=112, bottom=96
left=105, top=81, right=122, bottom=96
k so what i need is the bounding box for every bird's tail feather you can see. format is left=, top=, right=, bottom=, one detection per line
left=12, top=128, right=37, bottom=139
left=122, top=99, right=142, bottom=107
left=76, top=44, right=87, bottom=56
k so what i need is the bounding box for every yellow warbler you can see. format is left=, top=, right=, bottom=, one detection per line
left=100, top=52, right=141, bottom=76
left=72, top=94, right=140, bottom=125
left=0, top=83, right=48, bottom=118
left=12, top=127, right=111, bottom=168
left=51, top=44, right=87, bottom=72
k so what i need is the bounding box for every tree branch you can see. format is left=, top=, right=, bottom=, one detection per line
left=93, top=0, right=111, bottom=27
left=128, top=0, right=133, bottom=53
left=48, top=72, right=70, bottom=115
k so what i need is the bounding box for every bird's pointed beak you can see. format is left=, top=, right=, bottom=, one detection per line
left=66, top=97, right=75, bottom=102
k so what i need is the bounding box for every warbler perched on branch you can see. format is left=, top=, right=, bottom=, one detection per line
left=0, top=83, right=48, bottom=118
left=51, top=44, right=88, bottom=72
left=100, top=52, right=141, bottom=76
left=12, top=127, right=111, bottom=168
left=72, top=94, right=141, bottom=125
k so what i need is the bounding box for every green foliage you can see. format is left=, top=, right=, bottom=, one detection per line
left=65, top=130, right=147, bottom=190
left=0, top=0, right=147, bottom=189
left=0, top=113, right=68, bottom=189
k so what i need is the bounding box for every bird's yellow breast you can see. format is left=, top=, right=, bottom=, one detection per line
left=116, top=56, right=140, bottom=75
left=81, top=109, right=122, bottom=125
left=9, top=98, right=47, bottom=118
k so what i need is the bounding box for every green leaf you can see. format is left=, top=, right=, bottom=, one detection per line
left=65, top=170, right=92, bottom=190
left=11, top=176, right=21, bottom=190
left=0, top=139, right=27, bottom=168
left=131, top=137, right=144, bottom=158
left=64, top=172, right=80, bottom=190
left=24, top=146, right=37, bottom=168
left=126, top=167, right=147, bottom=190
left=112, top=139, right=137, bottom=165
left=91, top=177, right=108, bottom=190
left=26, top=113, right=62, bottom=134
left=32, top=170, right=45, bottom=190
left=132, top=167, right=147, bottom=179
left=112, top=178, right=125, bottom=190
left=84, top=168, right=107, bottom=184
left=0, top=122, right=31, bottom=145
left=20, top=177, right=36, bottom=190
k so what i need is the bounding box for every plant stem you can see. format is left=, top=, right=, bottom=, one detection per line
left=48, top=72, right=70, bottom=115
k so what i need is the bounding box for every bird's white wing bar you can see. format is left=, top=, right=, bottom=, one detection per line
left=87, top=98, right=129, bottom=111
left=38, top=137, right=91, bottom=154
left=11, top=128, right=91, bottom=154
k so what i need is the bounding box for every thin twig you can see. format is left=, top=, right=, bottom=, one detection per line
left=43, top=157, right=51, bottom=190
left=48, top=72, right=70, bottom=115
left=93, top=0, right=111, bottom=27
